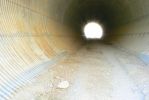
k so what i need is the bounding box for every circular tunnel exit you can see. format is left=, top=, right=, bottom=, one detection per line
left=83, top=22, right=103, bottom=39
left=0, top=0, right=149, bottom=100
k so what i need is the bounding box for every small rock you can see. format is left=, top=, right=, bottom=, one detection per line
left=57, top=81, right=69, bottom=89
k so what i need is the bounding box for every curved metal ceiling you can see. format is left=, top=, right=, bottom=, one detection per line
left=54, top=0, right=149, bottom=32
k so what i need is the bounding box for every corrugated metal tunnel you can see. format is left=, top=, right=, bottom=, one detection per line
left=0, top=0, right=149, bottom=100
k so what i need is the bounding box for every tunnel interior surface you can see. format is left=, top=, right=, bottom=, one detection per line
left=0, top=0, right=149, bottom=100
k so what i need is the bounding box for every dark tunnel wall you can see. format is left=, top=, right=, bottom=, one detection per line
left=63, top=0, right=149, bottom=31
left=63, top=0, right=149, bottom=57
left=0, top=0, right=149, bottom=99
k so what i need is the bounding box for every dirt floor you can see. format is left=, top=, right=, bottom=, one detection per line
left=12, top=43, right=149, bottom=100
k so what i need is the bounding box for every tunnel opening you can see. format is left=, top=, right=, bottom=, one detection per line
left=0, top=0, right=149, bottom=100
left=83, top=21, right=103, bottom=39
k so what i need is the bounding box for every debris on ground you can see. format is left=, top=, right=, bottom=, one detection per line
left=57, top=81, right=70, bottom=89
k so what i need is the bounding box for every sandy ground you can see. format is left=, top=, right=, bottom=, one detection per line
left=12, top=43, right=149, bottom=100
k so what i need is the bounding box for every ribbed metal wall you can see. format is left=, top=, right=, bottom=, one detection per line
left=1, top=0, right=149, bottom=99
left=0, top=0, right=82, bottom=99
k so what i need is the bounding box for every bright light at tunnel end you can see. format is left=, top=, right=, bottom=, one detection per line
left=83, top=22, right=103, bottom=39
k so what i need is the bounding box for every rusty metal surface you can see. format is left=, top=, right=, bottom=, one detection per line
left=0, top=0, right=83, bottom=99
